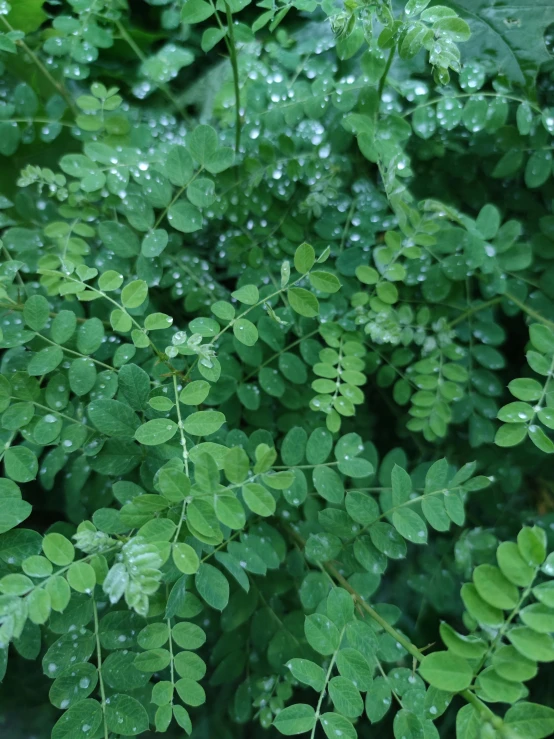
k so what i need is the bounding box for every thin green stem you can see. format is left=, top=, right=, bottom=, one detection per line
left=2, top=245, right=27, bottom=296
left=167, top=617, right=175, bottom=702
left=93, top=600, right=109, bottom=739
left=242, top=328, right=319, bottom=382
left=448, top=296, right=503, bottom=329
left=115, top=20, right=189, bottom=120
left=154, top=169, right=203, bottom=229
left=224, top=2, right=242, bottom=153
left=344, top=486, right=461, bottom=544
left=0, top=432, right=16, bottom=463
left=172, top=374, right=189, bottom=544
left=504, top=291, right=554, bottom=332
left=377, top=47, right=395, bottom=108
left=18, top=399, right=96, bottom=432
left=39, top=270, right=175, bottom=370
left=476, top=570, right=538, bottom=674
left=37, top=333, right=115, bottom=371
left=4, top=118, right=74, bottom=128
left=402, top=92, right=542, bottom=119
left=212, top=270, right=312, bottom=345
left=285, top=525, right=502, bottom=728
left=0, top=17, right=76, bottom=114
left=0, top=300, right=109, bottom=327
left=200, top=529, right=243, bottom=563
left=310, top=626, right=346, bottom=738
left=272, top=461, right=338, bottom=470
left=339, top=200, right=356, bottom=254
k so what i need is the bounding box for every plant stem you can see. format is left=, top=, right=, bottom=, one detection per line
left=377, top=47, right=395, bottom=107
left=242, top=328, right=319, bottom=382
left=172, top=374, right=190, bottom=544
left=285, top=524, right=503, bottom=728
left=402, top=91, right=542, bottom=119
left=0, top=17, right=77, bottom=115
left=93, top=600, right=109, bottom=739
left=310, top=626, right=346, bottom=738
left=448, top=296, right=503, bottom=328
left=114, top=20, right=189, bottom=121
left=224, top=2, right=241, bottom=153
left=504, top=291, right=554, bottom=331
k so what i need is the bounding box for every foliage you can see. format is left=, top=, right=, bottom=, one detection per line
left=0, top=0, right=554, bottom=738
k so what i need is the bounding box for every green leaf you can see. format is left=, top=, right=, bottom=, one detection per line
left=518, top=526, right=547, bottom=566
left=51, top=699, right=102, bottom=739
left=365, top=678, right=392, bottom=723
left=498, top=401, right=534, bottom=423
left=335, top=648, right=373, bottom=691
left=328, top=676, right=363, bottom=717
left=497, top=542, right=534, bottom=587
left=4, top=446, right=38, bottom=483
left=393, top=710, right=424, bottom=739
left=495, top=422, right=527, bottom=447
left=508, top=628, right=554, bottom=661
left=173, top=542, right=200, bottom=574
left=23, top=294, right=50, bottom=331
left=313, top=466, right=344, bottom=504
left=504, top=702, right=554, bottom=739
left=392, top=508, right=428, bottom=545
left=49, top=663, right=98, bottom=709
left=439, top=623, right=487, bottom=659
left=98, top=222, right=139, bottom=258
left=520, top=604, right=554, bottom=633
left=242, top=482, right=276, bottom=516
left=472, top=564, right=519, bottom=610
left=461, top=583, right=503, bottom=628
left=287, top=658, right=325, bottom=691
left=134, top=649, right=172, bottom=672
left=304, top=613, right=340, bottom=655
left=105, top=694, right=149, bottom=736
left=201, top=27, right=227, bottom=52
left=166, top=146, right=194, bottom=185
left=419, top=651, right=473, bottom=692
left=320, top=713, right=356, bottom=739
left=175, top=677, right=206, bottom=706
left=168, top=200, right=203, bottom=233
left=530, top=324, right=554, bottom=354
left=181, top=0, right=215, bottom=23
left=294, top=243, right=315, bottom=274
left=233, top=318, right=258, bottom=346
left=172, top=622, right=206, bottom=649
left=391, top=464, right=412, bottom=504
left=273, top=704, right=316, bottom=735
left=179, top=380, right=210, bottom=405
left=492, top=645, right=537, bottom=683
left=195, top=563, right=229, bottom=610
left=452, top=1, right=554, bottom=85
left=224, top=447, right=250, bottom=484
left=42, top=533, right=75, bottom=566
left=214, top=494, right=245, bottom=529
left=231, top=284, right=259, bottom=305
left=0, top=496, right=32, bottom=534
left=88, top=400, right=140, bottom=438
left=121, top=280, right=148, bottom=309
left=188, top=124, right=218, bottom=165
left=135, top=419, right=178, bottom=445
left=287, top=288, right=319, bottom=317
left=183, top=410, right=225, bottom=436
left=67, top=562, right=96, bottom=593
left=28, top=346, right=64, bottom=376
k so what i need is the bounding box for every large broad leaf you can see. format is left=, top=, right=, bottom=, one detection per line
left=7, top=0, right=47, bottom=32
left=452, top=1, right=554, bottom=86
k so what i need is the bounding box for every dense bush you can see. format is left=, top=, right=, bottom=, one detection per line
left=1, top=0, right=554, bottom=737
